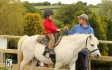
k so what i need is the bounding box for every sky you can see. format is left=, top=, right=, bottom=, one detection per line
left=21, top=0, right=101, bottom=5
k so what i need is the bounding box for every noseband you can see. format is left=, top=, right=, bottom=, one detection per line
left=85, top=36, right=99, bottom=53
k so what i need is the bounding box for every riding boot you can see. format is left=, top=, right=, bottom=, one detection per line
left=43, top=47, right=56, bottom=63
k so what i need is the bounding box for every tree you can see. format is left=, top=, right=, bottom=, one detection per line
left=99, top=0, right=112, bottom=19
left=107, top=19, right=112, bottom=56
left=24, top=13, right=44, bottom=36
left=52, top=3, right=58, bottom=6
left=0, top=0, right=24, bottom=35
left=0, top=0, right=25, bottom=63
left=55, top=3, right=91, bottom=25
left=32, top=2, right=51, bottom=6
left=43, top=1, right=51, bottom=6
left=89, top=12, right=112, bottom=68
left=32, top=2, right=43, bottom=6
left=52, top=19, right=64, bottom=28
left=71, top=10, right=84, bottom=28
left=76, top=1, right=87, bottom=6
left=89, top=13, right=108, bottom=56
left=83, top=2, right=87, bottom=6
left=58, top=1, right=62, bottom=6
left=23, top=1, right=41, bottom=15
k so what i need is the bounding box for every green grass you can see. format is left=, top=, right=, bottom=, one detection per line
left=35, top=6, right=60, bottom=10
left=35, top=6, right=59, bottom=14
left=35, top=6, right=100, bottom=14
left=0, top=67, right=8, bottom=70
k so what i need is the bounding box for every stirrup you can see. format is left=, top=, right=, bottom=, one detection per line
left=43, top=51, right=49, bottom=58
left=49, top=49, right=56, bottom=63
left=43, top=47, right=50, bottom=58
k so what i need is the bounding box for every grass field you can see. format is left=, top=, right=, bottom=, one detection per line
left=0, top=67, right=7, bottom=70
left=35, top=6, right=60, bottom=10
left=35, top=6, right=60, bottom=13
left=35, top=6, right=99, bottom=14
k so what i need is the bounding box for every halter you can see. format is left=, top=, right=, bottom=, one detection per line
left=85, top=36, right=99, bottom=53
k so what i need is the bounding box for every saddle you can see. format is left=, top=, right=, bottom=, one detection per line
left=36, top=32, right=62, bottom=47
left=36, top=32, right=62, bottom=63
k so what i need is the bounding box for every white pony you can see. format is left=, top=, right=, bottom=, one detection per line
left=18, top=34, right=101, bottom=70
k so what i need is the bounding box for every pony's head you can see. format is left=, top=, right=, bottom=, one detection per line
left=85, top=34, right=101, bottom=58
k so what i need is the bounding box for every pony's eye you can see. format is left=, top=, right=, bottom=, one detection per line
left=91, top=44, right=94, bottom=47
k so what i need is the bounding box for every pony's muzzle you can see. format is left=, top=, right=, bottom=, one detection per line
left=94, top=54, right=101, bottom=58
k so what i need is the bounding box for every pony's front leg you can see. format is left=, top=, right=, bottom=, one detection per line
left=69, top=54, right=78, bottom=70
left=54, top=62, right=62, bottom=70
left=69, top=62, right=76, bottom=70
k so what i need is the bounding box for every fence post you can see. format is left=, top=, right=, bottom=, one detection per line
left=0, top=52, right=4, bottom=63
left=17, top=46, right=23, bottom=70
left=17, top=48, right=20, bottom=70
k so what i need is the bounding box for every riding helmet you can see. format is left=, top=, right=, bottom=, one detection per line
left=44, top=9, right=54, bottom=18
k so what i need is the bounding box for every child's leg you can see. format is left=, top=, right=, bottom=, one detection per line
left=47, top=33, right=55, bottom=49
left=43, top=33, right=55, bottom=58
left=46, top=33, right=56, bottom=63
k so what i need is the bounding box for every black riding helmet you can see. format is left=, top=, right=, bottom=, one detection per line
left=44, top=9, right=54, bottom=18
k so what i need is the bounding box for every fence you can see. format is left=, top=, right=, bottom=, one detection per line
left=0, top=35, right=112, bottom=70
left=88, top=40, right=112, bottom=70
left=0, top=35, right=20, bottom=70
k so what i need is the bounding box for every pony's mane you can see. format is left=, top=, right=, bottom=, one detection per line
left=63, top=34, right=89, bottom=40
left=63, top=34, right=99, bottom=44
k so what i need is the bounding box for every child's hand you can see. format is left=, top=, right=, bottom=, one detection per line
left=57, top=29, right=61, bottom=32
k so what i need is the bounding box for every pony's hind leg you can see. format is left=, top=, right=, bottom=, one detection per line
left=54, top=62, right=62, bottom=70
left=30, top=58, right=37, bottom=70
left=20, top=59, right=29, bottom=70
left=20, top=54, right=34, bottom=70
left=20, top=58, right=32, bottom=70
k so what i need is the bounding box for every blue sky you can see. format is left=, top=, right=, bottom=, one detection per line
left=21, top=0, right=101, bottom=5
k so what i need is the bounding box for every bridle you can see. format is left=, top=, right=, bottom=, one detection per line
left=85, top=36, right=99, bottom=53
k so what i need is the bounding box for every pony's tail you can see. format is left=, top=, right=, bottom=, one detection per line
left=17, top=35, right=29, bottom=70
